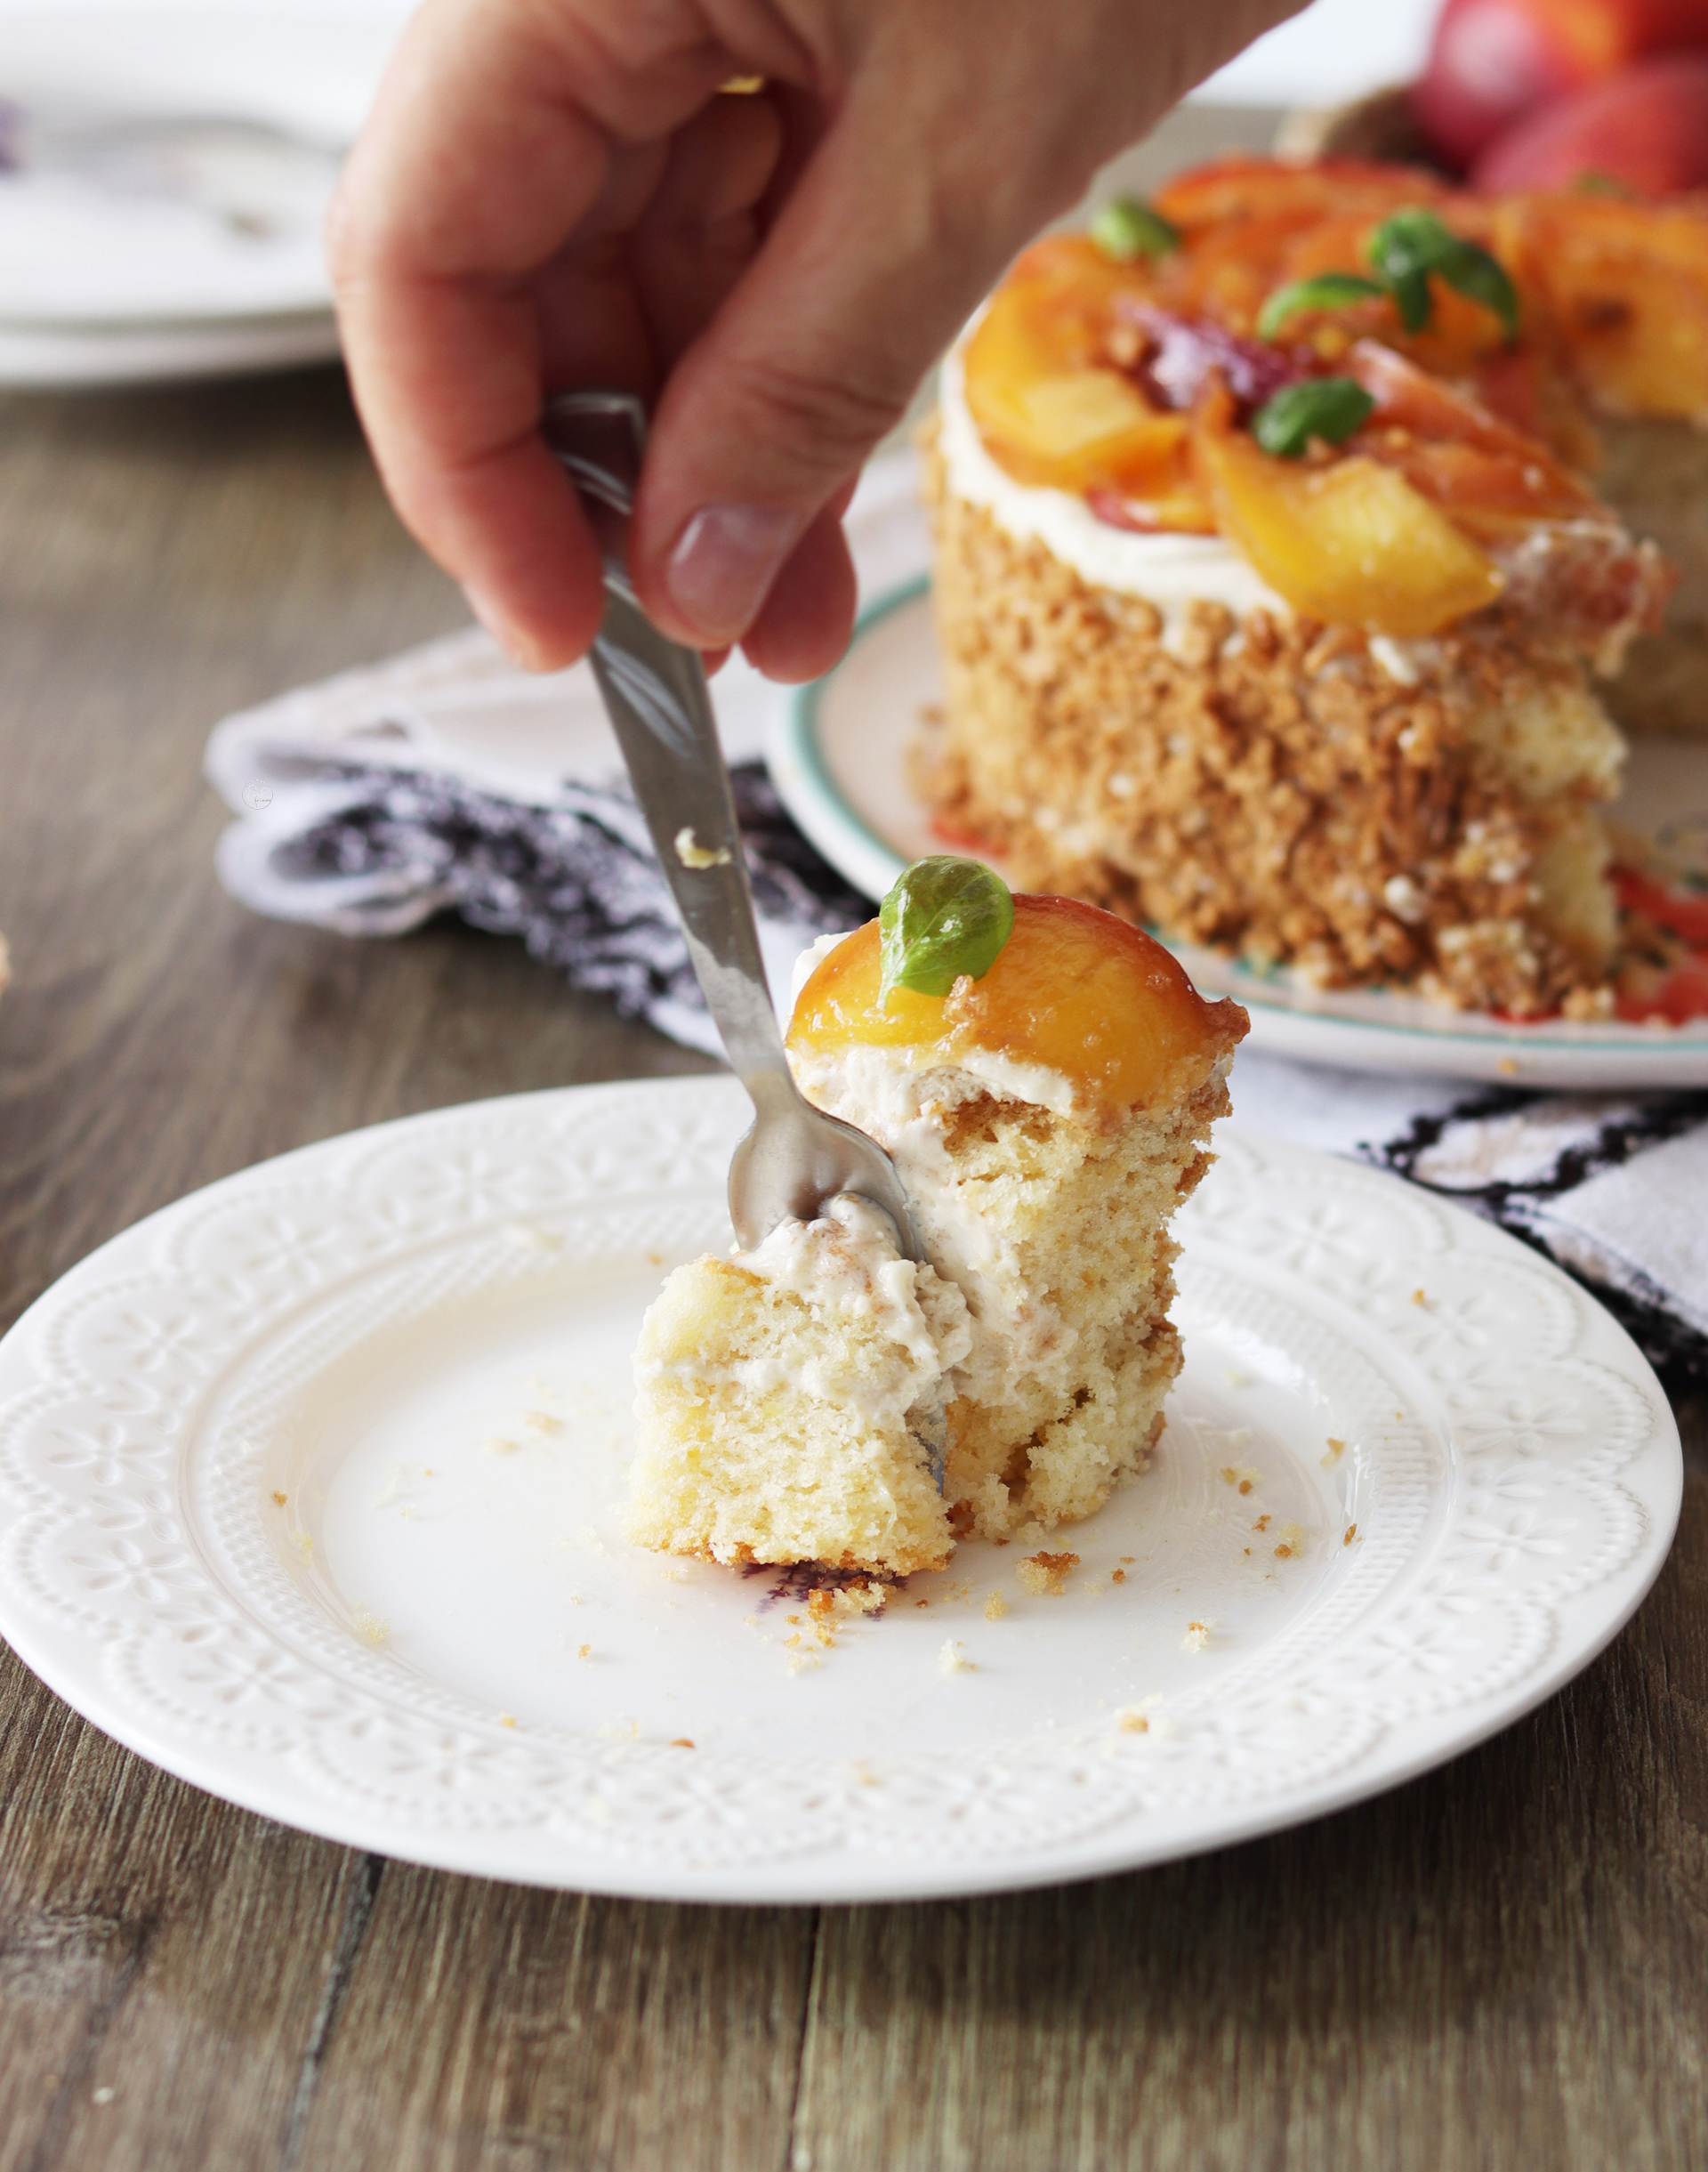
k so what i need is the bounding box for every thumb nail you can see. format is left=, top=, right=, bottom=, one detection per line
left=664, top=504, right=804, bottom=643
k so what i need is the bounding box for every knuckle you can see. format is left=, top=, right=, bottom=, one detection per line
left=723, top=350, right=911, bottom=467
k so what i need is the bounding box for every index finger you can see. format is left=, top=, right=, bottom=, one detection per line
left=326, top=0, right=732, bottom=666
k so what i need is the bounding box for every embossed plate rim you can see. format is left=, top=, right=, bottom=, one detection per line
left=0, top=1079, right=1683, bottom=1902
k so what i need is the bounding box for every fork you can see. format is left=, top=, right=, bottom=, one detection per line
left=543, top=390, right=931, bottom=1284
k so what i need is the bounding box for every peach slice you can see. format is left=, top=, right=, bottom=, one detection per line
left=961, top=252, right=1190, bottom=497
left=787, top=895, right=1245, bottom=1120
left=1503, top=195, right=1708, bottom=422
left=1194, top=417, right=1504, bottom=636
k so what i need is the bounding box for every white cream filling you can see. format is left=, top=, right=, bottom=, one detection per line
left=939, top=335, right=1431, bottom=683
left=786, top=1035, right=1083, bottom=1412
left=725, top=1193, right=971, bottom=1426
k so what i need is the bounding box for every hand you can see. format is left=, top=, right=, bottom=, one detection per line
left=328, top=0, right=1301, bottom=681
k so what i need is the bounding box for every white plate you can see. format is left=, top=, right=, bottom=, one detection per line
left=0, top=1079, right=1680, bottom=1903
left=0, top=9, right=392, bottom=375
left=0, top=309, right=339, bottom=388
left=770, top=578, right=1708, bottom=1088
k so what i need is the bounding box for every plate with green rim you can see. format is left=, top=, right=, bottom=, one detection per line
left=769, top=565, right=1708, bottom=1088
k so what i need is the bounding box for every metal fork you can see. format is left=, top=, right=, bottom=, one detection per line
left=543, top=391, right=932, bottom=1289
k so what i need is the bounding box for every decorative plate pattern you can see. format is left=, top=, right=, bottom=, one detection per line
left=0, top=1080, right=1682, bottom=1903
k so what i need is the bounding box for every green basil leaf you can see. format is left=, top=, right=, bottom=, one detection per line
left=1257, top=273, right=1387, bottom=341
left=1434, top=241, right=1520, bottom=341
left=1250, top=377, right=1375, bottom=459
left=1090, top=197, right=1180, bottom=262
left=878, top=857, right=1016, bottom=1004
left=1367, top=207, right=1520, bottom=341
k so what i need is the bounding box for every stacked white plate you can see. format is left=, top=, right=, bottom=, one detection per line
left=0, top=7, right=399, bottom=386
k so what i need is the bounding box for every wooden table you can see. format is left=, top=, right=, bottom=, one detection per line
left=2, top=105, right=1705, bottom=2172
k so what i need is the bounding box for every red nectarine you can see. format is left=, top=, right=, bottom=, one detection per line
left=1414, top=0, right=1708, bottom=170
left=1473, top=52, right=1708, bottom=191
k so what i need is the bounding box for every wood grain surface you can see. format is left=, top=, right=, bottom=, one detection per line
left=0, top=105, right=1704, bottom=2172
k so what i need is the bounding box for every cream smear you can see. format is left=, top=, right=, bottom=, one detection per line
left=732, top=1194, right=970, bottom=1425
left=937, top=340, right=1288, bottom=622
left=786, top=1021, right=1084, bottom=1413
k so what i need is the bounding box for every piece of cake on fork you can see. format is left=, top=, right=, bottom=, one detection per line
left=626, top=860, right=1246, bottom=1577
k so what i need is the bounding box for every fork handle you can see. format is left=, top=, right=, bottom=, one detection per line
left=543, top=392, right=794, bottom=1088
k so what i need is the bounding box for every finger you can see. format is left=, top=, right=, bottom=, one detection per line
left=629, top=92, right=785, bottom=366
left=625, top=76, right=1046, bottom=653
left=737, top=499, right=858, bottom=682
left=327, top=0, right=740, bottom=668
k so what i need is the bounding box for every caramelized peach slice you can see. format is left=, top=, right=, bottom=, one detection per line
left=962, top=250, right=1190, bottom=497
left=787, top=895, right=1246, bottom=1120
left=1193, top=417, right=1504, bottom=637
left=1345, top=340, right=1598, bottom=537
left=1153, top=157, right=1452, bottom=237
left=1503, top=196, right=1708, bottom=421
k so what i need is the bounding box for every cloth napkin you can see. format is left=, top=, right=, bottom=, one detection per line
left=205, top=462, right=1708, bottom=1392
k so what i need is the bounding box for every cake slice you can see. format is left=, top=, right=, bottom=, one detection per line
left=626, top=860, right=1246, bottom=1574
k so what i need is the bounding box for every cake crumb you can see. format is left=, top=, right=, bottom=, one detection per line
left=670, top=1737, right=695, bottom=1749
left=1498, top=1056, right=1520, bottom=1077
left=271, top=1491, right=286, bottom=1507
left=939, top=1638, right=975, bottom=1674
left=482, top=1436, right=518, bottom=1457
left=498, top=1714, right=515, bottom=1729
left=1411, top=1288, right=1428, bottom=1307
left=1017, top=1550, right=1079, bottom=1597
left=576, top=1526, right=607, bottom=1554
left=1120, top=1556, right=1135, bottom=1565
left=786, top=1649, right=821, bottom=1675
left=1182, top=1620, right=1212, bottom=1652
left=1322, top=1438, right=1346, bottom=1466
left=576, top=1643, right=592, bottom=1660
left=351, top=1608, right=389, bottom=1647
left=524, top=1411, right=563, bottom=1436
left=1344, top=1522, right=1359, bottom=1546
left=1116, top=1708, right=1150, bottom=1733
left=1111, top=1569, right=1126, bottom=1585
left=985, top=1591, right=1008, bottom=1620
left=1253, top=1514, right=1271, bottom=1533
left=674, top=825, right=732, bottom=868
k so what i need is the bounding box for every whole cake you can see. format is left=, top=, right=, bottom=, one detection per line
left=925, top=163, right=1688, bottom=1017
left=626, top=860, right=1247, bottom=1577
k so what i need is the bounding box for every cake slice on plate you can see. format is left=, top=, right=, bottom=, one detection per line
left=626, top=859, right=1246, bottom=1577
left=925, top=182, right=1676, bottom=1017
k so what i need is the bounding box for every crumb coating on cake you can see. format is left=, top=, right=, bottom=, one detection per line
left=925, top=447, right=1630, bottom=1018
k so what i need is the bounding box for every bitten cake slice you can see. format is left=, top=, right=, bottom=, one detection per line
left=627, top=859, right=1247, bottom=1575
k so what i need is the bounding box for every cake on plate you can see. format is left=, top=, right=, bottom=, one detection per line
left=925, top=164, right=1683, bottom=1017
left=626, top=859, right=1247, bottom=1577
